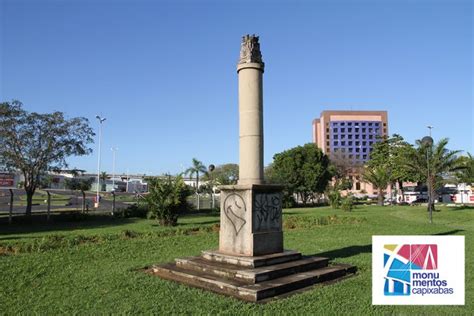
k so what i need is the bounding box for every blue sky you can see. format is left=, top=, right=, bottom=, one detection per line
left=1, top=0, right=472, bottom=175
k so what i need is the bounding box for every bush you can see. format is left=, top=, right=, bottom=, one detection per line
left=341, top=195, right=355, bottom=212
left=145, top=175, right=192, bottom=226
left=327, top=189, right=342, bottom=209
left=121, top=204, right=149, bottom=218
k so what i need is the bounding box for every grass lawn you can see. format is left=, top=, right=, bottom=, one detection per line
left=17, top=191, right=71, bottom=207
left=0, top=205, right=472, bottom=314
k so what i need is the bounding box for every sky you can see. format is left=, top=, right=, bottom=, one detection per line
left=1, top=0, right=472, bottom=176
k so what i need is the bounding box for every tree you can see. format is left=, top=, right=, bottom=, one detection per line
left=202, top=163, right=239, bottom=186
left=145, top=175, right=192, bottom=226
left=367, top=134, right=417, bottom=201
left=0, top=101, right=94, bottom=216
left=362, top=166, right=390, bottom=206
left=456, top=153, right=474, bottom=185
left=405, top=138, right=464, bottom=212
left=64, top=177, right=94, bottom=213
left=185, top=158, right=207, bottom=192
left=100, top=171, right=108, bottom=191
left=272, top=143, right=332, bottom=206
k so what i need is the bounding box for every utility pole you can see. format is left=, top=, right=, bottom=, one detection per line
left=95, top=115, right=106, bottom=207
left=111, top=147, right=118, bottom=191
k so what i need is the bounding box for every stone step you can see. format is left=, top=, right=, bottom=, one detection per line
left=201, top=250, right=302, bottom=268
left=176, top=256, right=329, bottom=283
left=149, top=262, right=356, bottom=302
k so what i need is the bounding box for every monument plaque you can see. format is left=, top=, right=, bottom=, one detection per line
left=148, top=35, right=356, bottom=301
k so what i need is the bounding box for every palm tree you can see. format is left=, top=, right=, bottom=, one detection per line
left=362, top=166, right=390, bottom=206
left=405, top=138, right=464, bottom=212
left=185, top=158, right=207, bottom=192
left=456, top=153, right=474, bottom=185
left=185, top=158, right=207, bottom=210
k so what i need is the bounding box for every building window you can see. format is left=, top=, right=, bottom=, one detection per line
left=369, top=135, right=373, bottom=139
left=348, top=122, right=352, bottom=126
left=369, top=128, right=372, bottom=133
left=356, top=182, right=361, bottom=190
left=327, top=135, right=330, bottom=139
left=340, top=122, right=345, bottom=126
left=362, top=134, right=366, bottom=139
left=341, top=148, right=346, bottom=153
left=326, top=141, right=330, bottom=146
left=348, top=134, right=353, bottom=139
left=348, top=128, right=352, bottom=132
left=356, top=154, right=360, bottom=159
left=362, top=141, right=367, bottom=146
left=348, top=141, right=353, bottom=146
left=349, top=147, right=353, bottom=152
left=326, top=128, right=329, bottom=133
left=341, top=128, right=345, bottom=133
left=356, top=141, right=360, bottom=146
left=356, top=148, right=360, bottom=152
left=363, top=148, right=367, bottom=152
left=341, top=141, right=346, bottom=146
left=334, top=141, right=338, bottom=146
left=333, top=128, right=338, bottom=133
left=355, top=134, right=360, bottom=139
left=368, top=123, right=372, bottom=126
left=384, top=128, right=387, bottom=133
left=362, top=128, right=366, bottom=133
left=334, top=135, right=338, bottom=139
left=362, top=122, right=366, bottom=126
left=363, top=155, right=367, bottom=159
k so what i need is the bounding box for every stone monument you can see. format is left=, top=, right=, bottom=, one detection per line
left=149, top=35, right=356, bottom=302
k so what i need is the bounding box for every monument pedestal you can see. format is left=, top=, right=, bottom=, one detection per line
left=149, top=183, right=356, bottom=301
left=219, top=184, right=284, bottom=256
left=149, top=250, right=356, bottom=302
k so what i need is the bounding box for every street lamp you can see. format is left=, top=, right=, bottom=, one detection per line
left=111, top=147, right=118, bottom=191
left=421, top=134, right=434, bottom=223
left=95, top=115, right=106, bottom=207
left=208, top=164, right=215, bottom=209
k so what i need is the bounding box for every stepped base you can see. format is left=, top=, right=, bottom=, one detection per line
left=147, top=250, right=356, bottom=302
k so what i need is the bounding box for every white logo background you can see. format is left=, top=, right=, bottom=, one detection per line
left=372, top=235, right=464, bottom=305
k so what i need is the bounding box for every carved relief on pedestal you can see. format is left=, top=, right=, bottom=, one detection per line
left=223, top=192, right=247, bottom=236
left=238, top=34, right=264, bottom=65
left=253, top=193, right=282, bottom=232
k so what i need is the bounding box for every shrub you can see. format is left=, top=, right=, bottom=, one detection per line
left=327, top=189, right=341, bottom=209
left=341, top=195, right=355, bottom=212
left=122, top=204, right=149, bottom=218
left=145, top=175, right=192, bottom=226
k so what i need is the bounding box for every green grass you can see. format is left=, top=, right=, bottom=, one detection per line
left=0, top=205, right=472, bottom=314
left=17, top=191, right=71, bottom=206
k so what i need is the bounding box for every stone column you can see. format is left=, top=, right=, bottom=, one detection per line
left=218, top=35, right=284, bottom=257
left=237, top=35, right=264, bottom=185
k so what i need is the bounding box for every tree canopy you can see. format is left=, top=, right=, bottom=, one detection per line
left=272, top=143, right=332, bottom=205
left=0, top=100, right=95, bottom=215
left=202, top=163, right=238, bottom=186
left=405, top=138, right=464, bottom=211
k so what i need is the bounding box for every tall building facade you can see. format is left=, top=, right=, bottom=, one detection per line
left=312, top=110, right=388, bottom=164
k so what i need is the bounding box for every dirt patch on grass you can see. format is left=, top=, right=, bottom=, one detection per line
left=283, top=215, right=366, bottom=230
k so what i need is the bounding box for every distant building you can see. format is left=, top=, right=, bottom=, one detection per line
left=312, top=110, right=389, bottom=196
left=312, top=110, right=388, bottom=164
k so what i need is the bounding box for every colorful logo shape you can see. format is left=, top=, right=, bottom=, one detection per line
left=383, top=244, right=438, bottom=296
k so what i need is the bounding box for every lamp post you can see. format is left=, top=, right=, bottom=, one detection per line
left=421, top=134, right=434, bottom=223
left=208, top=164, right=215, bottom=209
left=95, top=115, right=106, bottom=207
left=111, top=147, right=118, bottom=192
